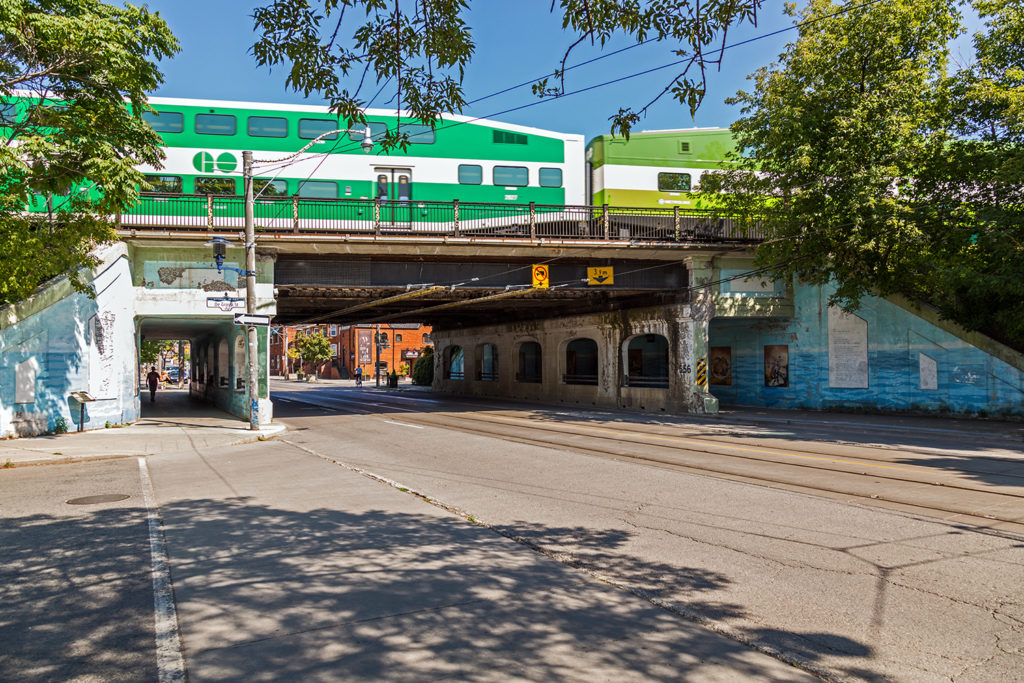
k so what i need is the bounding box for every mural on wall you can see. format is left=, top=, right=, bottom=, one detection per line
left=828, top=306, right=869, bottom=388
left=919, top=353, right=938, bottom=391
left=709, top=346, right=732, bottom=385
left=88, top=311, right=117, bottom=399
left=764, top=345, right=789, bottom=387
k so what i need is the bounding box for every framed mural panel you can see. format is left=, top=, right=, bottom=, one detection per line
left=764, top=345, right=789, bottom=388
left=709, top=346, right=732, bottom=385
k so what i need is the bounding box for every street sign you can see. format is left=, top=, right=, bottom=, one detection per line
left=587, top=266, right=614, bottom=285
left=532, top=264, right=549, bottom=288
left=234, top=313, right=271, bottom=326
left=207, top=296, right=246, bottom=311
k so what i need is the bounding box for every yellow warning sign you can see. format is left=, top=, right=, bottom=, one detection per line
left=532, top=264, right=549, bottom=288
left=587, top=266, right=614, bottom=286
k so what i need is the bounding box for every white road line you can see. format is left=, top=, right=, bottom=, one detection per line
left=138, top=458, right=186, bottom=682
left=382, top=420, right=424, bottom=429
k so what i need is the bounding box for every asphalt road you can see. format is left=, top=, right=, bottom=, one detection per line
left=2, top=382, right=1021, bottom=681
left=271, top=381, right=1024, bottom=681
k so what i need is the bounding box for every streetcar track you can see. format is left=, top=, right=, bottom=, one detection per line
left=273, top=391, right=1024, bottom=529
left=397, top=412, right=1024, bottom=531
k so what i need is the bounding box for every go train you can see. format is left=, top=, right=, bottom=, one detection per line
left=5, top=94, right=739, bottom=213
left=134, top=97, right=739, bottom=212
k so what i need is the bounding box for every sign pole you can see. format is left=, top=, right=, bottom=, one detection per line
left=243, top=150, right=259, bottom=430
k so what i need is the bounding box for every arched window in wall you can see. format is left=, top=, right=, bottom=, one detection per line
left=517, top=341, right=542, bottom=383
left=564, top=338, right=599, bottom=385
left=234, top=336, right=246, bottom=391
left=625, top=334, right=669, bottom=388
left=444, top=345, right=464, bottom=380
left=477, top=343, right=498, bottom=381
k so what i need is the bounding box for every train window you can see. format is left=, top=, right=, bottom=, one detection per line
left=195, top=113, right=236, bottom=135
left=297, top=180, right=338, bottom=198
left=539, top=168, right=563, bottom=188
left=0, top=103, right=15, bottom=125
left=195, top=177, right=236, bottom=195
left=493, top=130, right=528, bottom=145
left=458, top=164, right=482, bottom=185
left=348, top=122, right=388, bottom=141
left=401, top=124, right=434, bottom=144
left=142, top=111, right=183, bottom=133
left=258, top=180, right=289, bottom=196
left=493, top=166, right=528, bottom=187
left=144, top=175, right=182, bottom=193
left=657, top=172, right=691, bottom=192
left=248, top=116, right=288, bottom=138
left=298, top=118, right=339, bottom=140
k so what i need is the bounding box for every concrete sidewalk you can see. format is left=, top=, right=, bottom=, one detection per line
left=0, top=389, right=285, bottom=467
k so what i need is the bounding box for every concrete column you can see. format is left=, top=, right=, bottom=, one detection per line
left=684, top=257, right=718, bottom=414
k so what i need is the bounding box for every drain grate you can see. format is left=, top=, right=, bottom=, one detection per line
left=66, top=494, right=131, bottom=505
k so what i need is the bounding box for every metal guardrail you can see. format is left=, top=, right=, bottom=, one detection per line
left=118, top=193, right=765, bottom=243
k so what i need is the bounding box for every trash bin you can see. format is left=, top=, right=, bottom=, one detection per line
left=387, top=373, right=399, bottom=388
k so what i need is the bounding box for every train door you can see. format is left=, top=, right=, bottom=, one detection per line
left=374, top=167, right=412, bottom=228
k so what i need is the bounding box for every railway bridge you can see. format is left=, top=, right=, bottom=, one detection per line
left=120, top=194, right=771, bottom=421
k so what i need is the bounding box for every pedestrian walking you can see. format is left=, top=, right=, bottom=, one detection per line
left=354, top=365, right=363, bottom=386
left=146, top=366, right=160, bottom=403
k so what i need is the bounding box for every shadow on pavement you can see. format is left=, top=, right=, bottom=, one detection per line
left=0, top=494, right=872, bottom=680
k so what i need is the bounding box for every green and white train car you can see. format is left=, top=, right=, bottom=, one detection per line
left=586, top=128, right=737, bottom=209
left=138, top=96, right=585, bottom=206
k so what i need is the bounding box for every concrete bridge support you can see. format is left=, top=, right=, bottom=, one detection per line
left=431, top=301, right=717, bottom=414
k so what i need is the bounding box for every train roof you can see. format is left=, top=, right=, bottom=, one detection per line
left=147, top=96, right=585, bottom=142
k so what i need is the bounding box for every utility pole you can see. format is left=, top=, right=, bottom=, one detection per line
left=375, top=323, right=381, bottom=387
left=243, top=150, right=259, bottom=430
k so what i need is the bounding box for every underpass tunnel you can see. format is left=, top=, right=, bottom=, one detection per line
left=136, top=316, right=272, bottom=424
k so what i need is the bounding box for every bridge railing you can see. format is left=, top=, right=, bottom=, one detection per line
left=119, top=194, right=765, bottom=243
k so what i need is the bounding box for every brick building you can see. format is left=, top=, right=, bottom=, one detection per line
left=270, top=323, right=432, bottom=379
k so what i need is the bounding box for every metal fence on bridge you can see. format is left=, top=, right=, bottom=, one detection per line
left=119, top=194, right=764, bottom=243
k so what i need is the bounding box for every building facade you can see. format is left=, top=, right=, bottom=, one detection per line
left=271, top=323, right=432, bottom=379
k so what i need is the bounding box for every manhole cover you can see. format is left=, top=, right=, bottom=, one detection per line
left=66, top=494, right=131, bottom=505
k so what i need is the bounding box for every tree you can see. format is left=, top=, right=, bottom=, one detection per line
left=251, top=0, right=763, bottom=145
left=295, top=331, right=333, bottom=378
left=411, top=346, right=434, bottom=386
left=908, top=0, right=1024, bottom=348
left=0, top=1, right=178, bottom=306
left=140, top=339, right=174, bottom=366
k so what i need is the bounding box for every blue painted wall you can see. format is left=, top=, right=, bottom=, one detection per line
left=709, top=283, right=1024, bottom=417
left=0, top=246, right=140, bottom=437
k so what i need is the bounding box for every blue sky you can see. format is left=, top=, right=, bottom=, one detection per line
left=147, top=1, right=978, bottom=141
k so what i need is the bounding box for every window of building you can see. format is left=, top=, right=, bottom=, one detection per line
left=195, top=113, right=237, bottom=136
left=401, top=123, right=435, bottom=144
left=248, top=116, right=288, bottom=138
left=330, top=343, right=338, bottom=356
left=422, top=333, right=431, bottom=344
left=395, top=334, right=402, bottom=343
left=444, top=345, right=464, bottom=380
left=517, top=341, right=542, bottom=383
left=297, top=180, right=338, bottom=198
left=564, top=338, right=598, bottom=385
left=477, top=343, right=498, bottom=382
left=493, top=130, right=527, bottom=145
left=298, top=118, right=339, bottom=140
left=142, top=110, right=183, bottom=133
left=493, top=166, right=528, bottom=187
left=657, top=172, right=691, bottom=192
left=348, top=122, right=388, bottom=141
left=329, top=325, right=337, bottom=337
left=625, top=334, right=669, bottom=388
left=194, top=177, right=236, bottom=195
left=458, top=164, right=482, bottom=185
left=144, top=174, right=182, bottom=193
left=258, top=180, right=289, bottom=196
left=539, top=168, right=563, bottom=188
